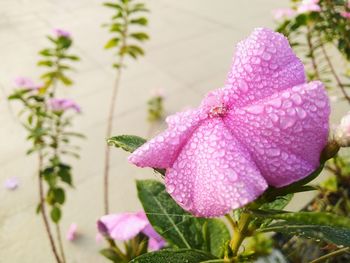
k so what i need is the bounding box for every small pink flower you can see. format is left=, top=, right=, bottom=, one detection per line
left=4, top=177, right=19, bottom=190
left=53, top=28, right=71, bottom=38
left=297, top=0, right=321, bottom=13
left=340, top=11, right=350, bottom=19
left=272, top=8, right=296, bottom=21
left=128, top=28, right=330, bottom=217
left=47, top=98, right=81, bottom=113
left=66, top=223, right=78, bottom=241
left=13, top=77, right=43, bottom=90
left=97, top=211, right=166, bottom=251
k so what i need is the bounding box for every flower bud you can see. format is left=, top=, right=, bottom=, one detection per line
left=334, top=112, right=350, bottom=147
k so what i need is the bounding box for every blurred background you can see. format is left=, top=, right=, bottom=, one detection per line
left=0, top=0, right=347, bottom=262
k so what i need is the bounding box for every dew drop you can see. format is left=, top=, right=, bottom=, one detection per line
left=266, top=148, right=281, bottom=157
left=296, top=107, right=307, bottom=119
left=280, top=116, right=296, bottom=129
left=167, top=184, right=175, bottom=194
left=262, top=52, right=272, bottom=61
left=291, top=93, right=302, bottom=105
left=246, top=104, right=264, bottom=114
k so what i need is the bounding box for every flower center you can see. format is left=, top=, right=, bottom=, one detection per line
left=209, top=104, right=228, bottom=117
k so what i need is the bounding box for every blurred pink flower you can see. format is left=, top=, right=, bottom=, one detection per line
left=340, top=11, right=350, bottom=19
left=13, top=77, right=43, bottom=90
left=4, top=177, right=19, bottom=190
left=66, top=223, right=78, bottom=241
left=97, top=211, right=166, bottom=251
left=47, top=98, right=81, bottom=113
left=53, top=28, right=71, bottom=38
left=297, top=0, right=321, bottom=13
left=129, top=28, right=330, bottom=217
left=272, top=8, right=296, bottom=21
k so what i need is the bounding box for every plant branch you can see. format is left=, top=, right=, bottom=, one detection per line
left=55, top=223, right=66, bottom=263
left=38, top=153, right=62, bottom=263
left=319, top=38, right=350, bottom=104
left=229, top=212, right=251, bottom=257
left=306, top=24, right=320, bottom=80
left=310, top=247, right=350, bottom=263
left=103, top=5, right=128, bottom=214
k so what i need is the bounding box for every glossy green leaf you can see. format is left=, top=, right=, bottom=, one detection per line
left=107, top=135, right=146, bottom=153
left=129, top=249, right=216, bottom=263
left=203, top=219, right=231, bottom=258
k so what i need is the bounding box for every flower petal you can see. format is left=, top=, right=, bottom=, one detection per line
left=129, top=109, right=206, bottom=168
left=99, top=213, right=148, bottom=241
left=225, top=28, right=306, bottom=107
left=165, top=118, right=268, bottom=217
left=226, top=81, right=329, bottom=187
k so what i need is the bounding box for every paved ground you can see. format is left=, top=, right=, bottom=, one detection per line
left=0, top=0, right=347, bottom=262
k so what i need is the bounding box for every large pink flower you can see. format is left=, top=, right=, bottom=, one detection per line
left=129, top=28, right=330, bottom=217
left=97, top=212, right=166, bottom=251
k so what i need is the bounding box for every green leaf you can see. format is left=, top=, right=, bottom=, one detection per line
left=58, top=74, right=73, bottom=86
left=203, top=220, right=231, bottom=258
left=99, top=248, right=123, bottom=262
left=103, top=2, right=123, bottom=11
left=129, top=4, right=149, bottom=13
left=107, top=135, right=146, bottom=153
left=104, top=38, right=120, bottom=49
left=137, top=180, right=195, bottom=249
left=39, top=48, right=53, bottom=57
left=130, top=32, right=149, bottom=41
left=37, top=60, right=53, bottom=67
left=129, top=249, right=216, bottom=263
left=256, top=211, right=350, bottom=246
left=50, top=206, right=61, bottom=223
left=130, top=17, right=148, bottom=25
left=54, top=188, right=65, bottom=204
left=63, top=55, right=80, bottom=61
left=58, top=164, right=73, bottom=186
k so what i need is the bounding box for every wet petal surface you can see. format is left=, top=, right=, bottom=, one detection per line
left=165, top=118, right=268, bottom=217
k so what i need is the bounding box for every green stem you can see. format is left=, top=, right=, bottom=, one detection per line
left=38, top=153, right=62, bottom=263
left=103, top=3, right=128, bottom=215
left=310, top=247, right=350, bottom=263
left=229, top=212, right=251, bottom=256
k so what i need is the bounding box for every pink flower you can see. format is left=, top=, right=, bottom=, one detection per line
left=4, top=177, right=19, bottom=190
left=297, top=0, right=321, bottom=13
left=128, top=28, right=330, bottom=217
left=47, top=98, right=81, bottom=113
left=272, top=8, right=296, bottom=21
left=97, top=211, right=166, bottom=251
left=13, top=77, right=43, bottom=90
left=340, top=11, right=350, bottom=19
left=53, top=28, right=71, bottom=38
left=66, top=223, right=78, bottom=241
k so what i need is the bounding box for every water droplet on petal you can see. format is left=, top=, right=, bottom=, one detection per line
left=246, top=104, right=264, bottom=114
left=167, top=184, right=175, bottom=194
left=280, top=116, right=296, bottom=129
